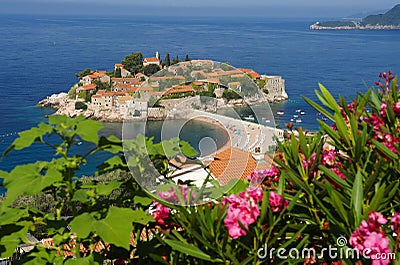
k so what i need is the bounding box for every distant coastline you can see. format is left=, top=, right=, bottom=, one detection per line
left=310, top=4, right=400, bottom=30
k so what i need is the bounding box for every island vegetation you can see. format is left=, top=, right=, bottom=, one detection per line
left=39, top=51, right=288, bottom=122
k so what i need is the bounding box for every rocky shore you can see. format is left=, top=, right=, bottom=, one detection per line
left=310, top=22, right=400, bottom=30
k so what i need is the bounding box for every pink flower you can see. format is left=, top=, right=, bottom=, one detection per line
left=223, top=193, right=260, bottom=239
left=249, top=166, right=280, bottom=183
left=380, top=102, right=387, bottom=117
left=322, top=149, right=336, bottom=166
left=152, top=201, right=170, bottom=225
left=364, top=114, right=385, bottom=131
left=394, top=101, right=400, bottom=116
left=350, top=212, right=391, bottom=264
left=246, top=187, right=264, bottom=203
left=363, top=232, right=391, bottom=265
left=269, top=191, right=289, bottom=213
left=391, top=212, right=400, bottom=232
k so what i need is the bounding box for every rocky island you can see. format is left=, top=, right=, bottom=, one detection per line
left=310, top=4, right=400, bottom=30
left=38, top=52, right=288, bottom=122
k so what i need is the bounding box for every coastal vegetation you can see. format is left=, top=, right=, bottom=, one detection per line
left=1, top=72, right=399, bottom=264
left=310, top=4, right=400, bottom=29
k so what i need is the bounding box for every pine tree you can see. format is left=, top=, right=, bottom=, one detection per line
left=185, top=54, right=190, bottom=61
left=164, top=53, right=171, bottom=67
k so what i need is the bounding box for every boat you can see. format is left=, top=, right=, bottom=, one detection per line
left=290, top=119, right=294, bottom=122
left=264, top=119, right=271, bottom=123
left=293, top=115, right=299, bottom=118
left=322, top=117, right=328, bottom=121
left=244, top=116, right=255, bottom=121
left=300, top=111, right=305, bottom=115
left=295, top=109, right=301, bottom=113
left=296, top=119, right=302, bottom=123
left=277, top=111, right=284, bottom=115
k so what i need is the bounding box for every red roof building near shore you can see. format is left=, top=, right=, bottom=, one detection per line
left=209, top=147, right=269, bottom=185
left=237, top=68, right=262, bottom=79
left=143, top=57, right=160, bottom=66
left=81, top=84, right=97, bottom=91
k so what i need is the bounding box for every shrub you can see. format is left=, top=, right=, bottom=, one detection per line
left=75, top=101, right=88, bottom=110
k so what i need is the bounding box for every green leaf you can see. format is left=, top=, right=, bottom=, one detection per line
left=75, top=119, right=103, bottom=144
left=164, top=239, right=221, bottom=262
left=351, top=172, right=363, bottom=226
left=130, top=210, right=154, bottom=225
left=69, top=213, right=96, bottom=238
left=368, top=183, right=386, bottom=212
left=95, top=181, right=122, bottom=196
left=326, top=185, right=349, bottom=226
left=303, top=97, right=334, bottom=121
left=4, top=123, right=53, bottom=156
left=319, top=83, right=340, bottom=113
left=372, top=140, right=398, bottom=160
left=179, top=140, right=198, bottom=157
left=95, top=207, right=137, bottom=250
left=64, top=255, right=98, bottom=265
left=134, top=196, right=153, bottom=206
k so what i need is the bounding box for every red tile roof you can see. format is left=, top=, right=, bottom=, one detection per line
left=165, top=85, right=194, bottom=94
left=144, top=57, right=160, bottom=63
left=81, top=84, right=97, bottom=90
left=237, top=68, right=262, bottom=79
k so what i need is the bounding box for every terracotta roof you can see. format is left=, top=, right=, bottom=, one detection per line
left=112, top=77, right=141, bottom=83
left=237, top=68, right=262, bottom=79
left=209, top=147, right=268, bottom=185
left=113, top=84, right=134, bottom=91
left=165, top=85, right=194, bottom=94
left=81, top=84, right=97, bottom=90
left=92, top=94, right=102, bottom=98
left=150, top=75, right=185, bottom=81
left=97, top=89, right=107, bottom=95
left=144, top=57, right=160, bottom=63
left=114, top=63, right=124, bottom=68
left=228, top=82, right=241, bottom=86
left=88, top=71, right=106, bottom=79
left=199, top=78, right=220, bottom=84
left=138, top=86, right=153, bottom=91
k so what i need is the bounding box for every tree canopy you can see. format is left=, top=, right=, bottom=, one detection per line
left=121, top=52, right=143, bottom=74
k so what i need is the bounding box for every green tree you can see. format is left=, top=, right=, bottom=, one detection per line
left=142, top=64, right=160, bottom=76
left=185, top=54, right=190, bottom=61
left=163, top=53, right=170, bottom=67
left=171, top=55, right=179, bottom=65
left=121, top=52, right=143, bottom=74
left=75, top=68, right=92, bottom=78
left=75, top=101, right=88, bottom=110
left=115, top=67, right=122, bottom=78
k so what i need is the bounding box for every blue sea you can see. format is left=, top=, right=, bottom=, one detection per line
left=1, top=14, right=400, bottom=176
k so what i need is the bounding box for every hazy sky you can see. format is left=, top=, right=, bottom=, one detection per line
left=2, top=0, right=399, bottom=18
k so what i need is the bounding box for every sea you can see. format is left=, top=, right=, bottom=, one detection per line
left=1, top=14, right=400, bottom=178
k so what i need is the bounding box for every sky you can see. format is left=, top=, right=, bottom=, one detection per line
left=1, top=0, right=399, bottom=18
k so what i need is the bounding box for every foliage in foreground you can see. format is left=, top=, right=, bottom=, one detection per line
left=0, top=72, right=399, bottom=264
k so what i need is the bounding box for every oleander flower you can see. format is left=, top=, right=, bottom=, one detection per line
left=380, top=102, right=387, bottom=117
left=394, top=101, right=400, bottom=116
left=223, top=192, right=260, bottom=239
left=391, top=212, right=400, bottom=232
left=349, top=212, right=391, bottom=264
left=249, top=166, right=280, bottom=183
left=269, top=191, right=289, bottom=213
left=152, top=201, right=170, bottom=225
left=363, top=232, right=391, bottom=265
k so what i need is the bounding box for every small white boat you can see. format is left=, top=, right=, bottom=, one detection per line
left=293, top=115, right=299, bottom=118
left=296, top=119, right=302, bottom=123
left=295, top=109, right=301, bottom=113
left=244, top=116, right=255, bottom=121
left=300, top=111, right=305, bottom=115
left=322, top=117, right=328, bottom=121
left=277, top=111, right=284, bottom=115
left=264, top=119, right=271, bottom=123
left=290, top=119, right=294, bottom=122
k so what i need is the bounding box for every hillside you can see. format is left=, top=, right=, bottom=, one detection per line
left=310, top=4, right=400, bottom=30
left=361, top=4, right=400, bottom=26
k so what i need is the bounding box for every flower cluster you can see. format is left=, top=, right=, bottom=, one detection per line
left=248, top=166, right=280, bottom=186
left=391, top=212, right=400, bottom=233
left=269, top=191, right=289, bottom=213
left=349, top=212, right=391, bottom=265
left=151, top=185, right=195, bottom=225
left=222, top=187, right=263, bottom=239
left=321, top=149, right=346, bottom=188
